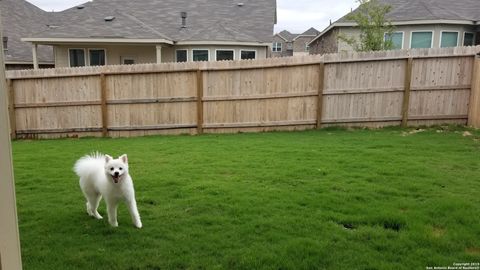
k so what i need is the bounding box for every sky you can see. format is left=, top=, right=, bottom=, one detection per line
left=26, top=0, right=359, bottom=34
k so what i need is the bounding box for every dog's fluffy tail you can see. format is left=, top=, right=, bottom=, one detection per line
left=73, top=152, right=105, bottom=178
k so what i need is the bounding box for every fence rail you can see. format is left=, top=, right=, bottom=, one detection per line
left=6, top=46, right=480, bottom=139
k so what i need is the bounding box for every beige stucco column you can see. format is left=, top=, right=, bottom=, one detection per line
left=0, top=20, right=23, bottom=270
left=156, top=45, right=162, bottom=64
left=32, top=43, right=39, bottom=69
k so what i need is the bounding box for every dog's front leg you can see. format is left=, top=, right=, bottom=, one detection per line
left=126, top=197, right=142, bottom=228
left=106, top=199, right=119, bottom=227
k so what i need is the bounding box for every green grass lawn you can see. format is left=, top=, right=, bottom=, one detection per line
left=12, top=127, right=480, bottom=270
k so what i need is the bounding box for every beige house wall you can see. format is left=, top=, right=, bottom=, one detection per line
left=54, top=44, right=267, bottom=67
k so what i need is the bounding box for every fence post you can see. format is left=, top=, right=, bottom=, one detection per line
left=196, top=70, right=204, bottom=134
left=316, top=62, right=325, bottom=129
left=468, top=55, right=480, bottom=128
left=401, top=58, right=413, bottom=127
left=100, top=74, right=108, bottom=137
left=6, top=79, right=16, bottom=139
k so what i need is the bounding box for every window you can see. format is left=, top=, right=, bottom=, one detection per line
left=440, top=31, right=459, bottom=48
left=272, top=42, right=282, bottom=52
left=385, top=32, right=403, bottom=49
left=2, top=36, right=7, bottom=51
left=121, top=56, right=135, bottom=65
left=192, top=50, right=209, bottom=61
left=69, top=49, right=86, bottom=67
left=89, top=49, right=106, bottom=66
left=216, top=50, right=234, bottom=61
left=464, top=32, right=475, bottom=46
left=305, top=43, right=310, bottom=52
left=410, top=31, right=433, bottom=49
left=240, top=50, right=256, bottom=60
left=176, top=50, right=187, bottom=62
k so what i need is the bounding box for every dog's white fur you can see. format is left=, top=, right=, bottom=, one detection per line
left=73, top=153, right=142, bottom=228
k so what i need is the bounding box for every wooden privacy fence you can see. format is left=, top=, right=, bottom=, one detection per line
left=5, top=46, right=480, bottom=139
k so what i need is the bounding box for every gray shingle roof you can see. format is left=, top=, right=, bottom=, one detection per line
left=277, top=30, right=298, bottom=41
left=300, top=27, right=319, bottom=36
left=338, top=0, right=480, bottom=23
left=29, top=0, right=277, bottom=43
left=276, top=28, right=319, bottom=42
left=0, top=0, right=54, bottom=63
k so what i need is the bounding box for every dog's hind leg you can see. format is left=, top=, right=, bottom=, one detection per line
left=85, top=193, right=103, bottom=219
left=91, top=195, right=103, bottom=219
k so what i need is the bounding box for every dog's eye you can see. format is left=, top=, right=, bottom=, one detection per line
left=110, top=167, right=114, bottom=171
left=119, top=168, right=123, bottom=170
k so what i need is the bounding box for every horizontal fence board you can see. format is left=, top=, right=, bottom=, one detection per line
left=107, top=97, right=197, bottom=105
left=16, top=127, right=102, bottom=134
left=204, top=120, right=317, bottom=128
left=108, top=124, right=197, bottom=131
left=203, top=92, right=318, bottom=101
left=15, top=101, right=101, bottom=108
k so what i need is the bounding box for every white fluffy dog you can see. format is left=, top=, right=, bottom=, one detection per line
left=74, top=153, right=142, bottom=228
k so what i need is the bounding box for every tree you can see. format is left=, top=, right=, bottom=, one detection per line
left=338, top=0, right=394, bottom=52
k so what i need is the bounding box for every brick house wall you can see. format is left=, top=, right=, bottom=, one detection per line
left=271, top=35, right=293, bottom=57
left=309, top=28, right=339, bottom=55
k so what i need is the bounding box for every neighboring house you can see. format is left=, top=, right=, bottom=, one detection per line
left=309, top=0, right=480, bottom=55
left=271, top=28, right=319, bottom=57
left=21, top=0, right=277, bottom=68
left=0, top=0, right=54, bottom=70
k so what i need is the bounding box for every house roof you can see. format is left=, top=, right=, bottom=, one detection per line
left=300, top=27, right=320, bottom=36
left=310, top=0, right=480, bottom=46
left=338, top=0, right=480, bottom=23
left=277, top=30, right=298, bottom=41
left=276, top=28, right=319, bottom=42
left=26, top=0, right=277, bottom=44
left=0, top=0, right=54, bottom=64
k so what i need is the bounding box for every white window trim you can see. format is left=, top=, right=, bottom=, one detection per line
left=240, top=49, right=257, bottom=60
left=439, top=31, right=459, bottom=48
left=68, top=48, right=86, bottom=67
left=272, top=42, right=282, bottom=52
left=215, top=49, right=235, bottom=61
left=463, top=31, right=475, bottom=46
left=191, top=49, right=210, bottom=62
left=384, top=31, right=404, bottom=49
left=175, top=49, right=188, bottom=62
left=87, top=48, right=107, bottom=66
left=409, top=30, right=434, bottom=49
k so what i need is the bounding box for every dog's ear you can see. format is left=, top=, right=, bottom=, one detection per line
left=119, top=154, right=128, bottom=164
left=105, top=155, right=113, bottom=163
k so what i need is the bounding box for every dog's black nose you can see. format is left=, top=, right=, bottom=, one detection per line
left=114, top=172, right=119, bottom=177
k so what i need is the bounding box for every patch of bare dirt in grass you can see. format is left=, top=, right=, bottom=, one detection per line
left=465, top=247, right=480, bottom=256
left=431, top=226, right=446, bottom=238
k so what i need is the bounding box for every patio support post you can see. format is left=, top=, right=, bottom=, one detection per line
left=32, top=43, right=39, bottom=69
left=156, top=45, right=162, bottom=64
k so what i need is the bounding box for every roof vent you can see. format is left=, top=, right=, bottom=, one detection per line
left=180, top=12, right=187, bottom=28
left=104, top=16, right=115, bottom=22
left=76, top=5, right=85, bottom=9
left=237, top=3, right=244, bottom=6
